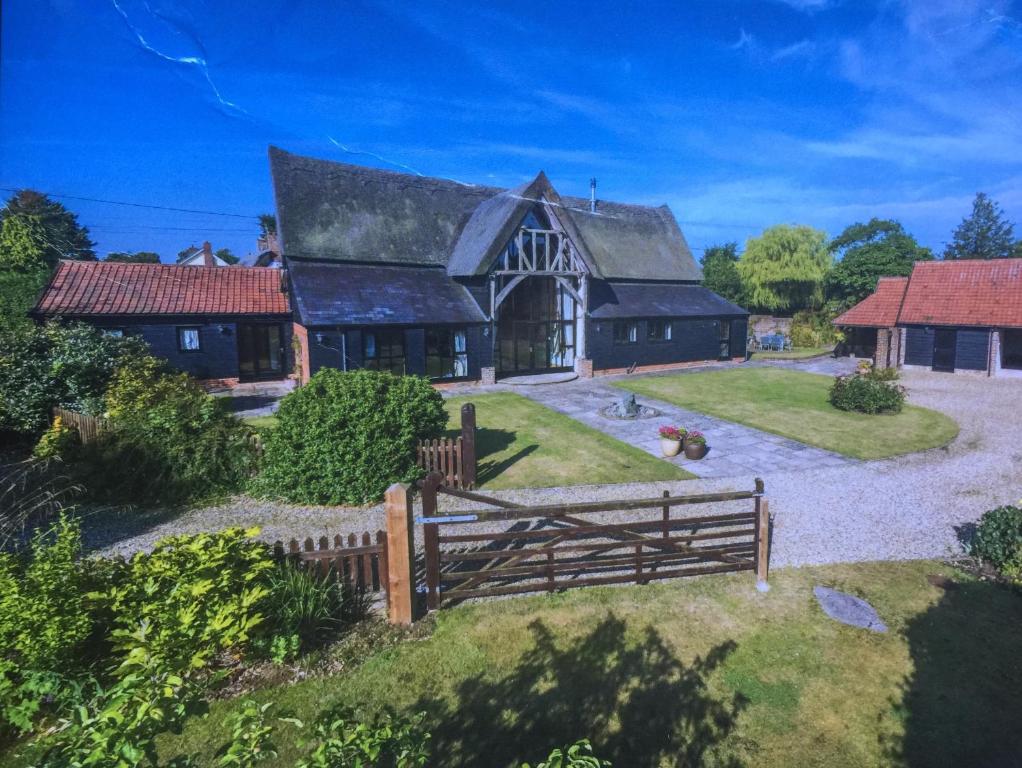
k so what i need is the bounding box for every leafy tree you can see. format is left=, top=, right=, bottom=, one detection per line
left=738, top=225, right=831, bottom=313
left=1014, top=240, right=1022, bottom=258
left=258, top=214, right=276, bottom=237
left=0, top=269, right=51, bottom=333
left=0, top=215, right=53, bottom=271
left=944, top=193, right=1016, bottom=260
left=216, top=247, right=240, bottom=265
left=177, top=246, right=199, bottom=262
left=104, top=251, right=160, bottom=263
left=826, top=219, right=932, bottom=306
left=0, top=190, right=95, bottom=262
left=700, top=243, right=745, bottom=305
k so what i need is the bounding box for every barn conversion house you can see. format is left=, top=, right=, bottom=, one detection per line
left=32, top=261, right=292, bottom=386
left=834, top=258, right=1022, bottom=377
left=271, top=147, right=748, bottom=384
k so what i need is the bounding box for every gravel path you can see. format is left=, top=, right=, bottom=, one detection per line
left=87, top=369, right=1021, bottom=570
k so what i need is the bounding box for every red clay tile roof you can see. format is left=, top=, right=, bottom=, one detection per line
left=33, top=261, right=289, bottom=317
left=833, top=277, right=909, bottom=328
left=898, top=258, right=1022, bottom=328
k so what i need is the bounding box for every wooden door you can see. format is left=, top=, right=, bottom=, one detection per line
left=932, top=328, right=957, bottom=372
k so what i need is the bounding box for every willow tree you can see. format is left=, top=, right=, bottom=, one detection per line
left=738, top=225, right=831, bottom=313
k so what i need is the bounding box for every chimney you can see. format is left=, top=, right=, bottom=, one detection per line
left=201, top=241, right=215, bottom=267
left=589, top=178, right=597, bottom=213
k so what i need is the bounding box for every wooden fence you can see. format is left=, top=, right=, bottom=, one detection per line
left=416, top=402, right=476, bottom=489
left=53, top=407, right=110, bottom=444
left=378, top=476, right=771, bottom=624
left=273, top=531, right=389, bottom=596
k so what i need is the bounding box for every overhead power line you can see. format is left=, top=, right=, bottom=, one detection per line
left=0, top=187, right=258, bottom=219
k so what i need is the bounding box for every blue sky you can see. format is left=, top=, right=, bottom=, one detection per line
left=2, top=0, right=1020, bottom=262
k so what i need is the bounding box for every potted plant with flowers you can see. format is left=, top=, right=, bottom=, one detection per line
left=658, top=425, right=686, bottom=457
left=683, top=430, right=708, bottom=460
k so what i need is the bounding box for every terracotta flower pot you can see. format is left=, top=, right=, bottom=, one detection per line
left=660, top=437, right=682, bottom=457
left=684, top=441, right=707, bottom=460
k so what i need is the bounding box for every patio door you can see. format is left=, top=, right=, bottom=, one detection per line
left=932, top=328, right=957, bottom=373
left=238, top=323, right=284, bottom=380
left=718, top=320, right=732, bottom=360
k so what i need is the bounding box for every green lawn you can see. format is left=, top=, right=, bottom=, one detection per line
left=616, top=368, right=958, bottom=460
left=142, top=560, right=1021, bottom=768
left=751, top=345, right=833, bottom=360
left=241, top=414, right=279, bottom=433
left=444, top=392, right=691, bottom=488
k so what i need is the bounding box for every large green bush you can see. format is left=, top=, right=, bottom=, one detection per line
left=257, top=369, right=447, bottom=505
left=829, top=365, right=906, bottom=414
left=0, top=321, right=147, bottom=436
left=970, top=505, right=1022, bottom=583
left=789, top=309, right=839, bottom=349
left=78, top=355, right=259, bottom=504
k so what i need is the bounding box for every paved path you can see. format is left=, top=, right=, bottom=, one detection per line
left=517, top=377, right=854, bottom=478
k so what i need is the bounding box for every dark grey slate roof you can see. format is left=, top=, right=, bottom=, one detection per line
left=269, top=146, right=699, bottom=281
left=288, top=260, right=486, bottom=327
left=589, top=281, right=749, bottom=319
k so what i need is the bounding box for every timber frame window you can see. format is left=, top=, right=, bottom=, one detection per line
left=425, top=327, right=468, bottom=379
left=177, top=326, right=201, bottom=352
left=613, top=321, right=638, bottom=345
left=363, top=329, right=405, bottom=376
left=647, top=320, right=673, bottom=343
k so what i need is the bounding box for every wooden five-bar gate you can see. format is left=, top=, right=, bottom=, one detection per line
left=381, top=473, right=771, bottom=623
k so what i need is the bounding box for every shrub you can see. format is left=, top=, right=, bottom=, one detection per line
left=296, top=705, right=430, bottom=768
left=257, top=369, right=447, bottom=505
left=32, top=415, right=81, bottom=459
left=0, top=516, right=119, bottom=734
left=0, top=321, right=147, bottom=436
left=79, top=354, right=258, bottom=504
left=789, top=308, right=839, bottom=349
left=99, top=527, right=274, bottom=672
left=521, top=740, right=610, bottom=768
left=829, top=365, right=906, bottom=414
left=970, top=505, right=1022, bottom=583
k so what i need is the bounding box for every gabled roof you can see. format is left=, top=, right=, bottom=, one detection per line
left=898, top=258, right=1022, bottom=328
left=269, top=146, right=700, bottom=281
left=33, top=261, right=289, bottom=317
left=833, top=277, right=909, bottom=328
left=288, top=261, right=486, bottom=327
left=589, top=282, right=748, bottom=319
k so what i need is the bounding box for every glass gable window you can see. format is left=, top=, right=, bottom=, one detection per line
left=426, top=328, right=468, bottom=379
left=648, top=320, right=673, bottom=342
left=177, top=326, right=201, bottom=352
left=363, top=329, right=405, bottom=375
left=613, top=321, right=638, bottom=345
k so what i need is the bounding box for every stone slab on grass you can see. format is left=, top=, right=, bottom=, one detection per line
left=814, top=586, right=888, bottom=633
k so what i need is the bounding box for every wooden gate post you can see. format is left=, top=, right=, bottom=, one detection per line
left=460, top=403, right=477, bottom=489
left=384, top=483, right=416, bottom=624
left=755, top=499, right=770, bottom=591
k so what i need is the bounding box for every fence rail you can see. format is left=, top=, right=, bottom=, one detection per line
left=416, top=402, right=476, bottom=489
left=273, top=531, right=389, bottom=596
left=53, top=407, right=109, bottom=444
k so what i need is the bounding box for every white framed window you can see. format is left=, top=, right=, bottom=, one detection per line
left=177, top=326, right=201, bottom=352
left=613, top=321, right=638, bottom=345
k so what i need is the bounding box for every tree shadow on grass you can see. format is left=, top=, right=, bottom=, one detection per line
left=885, top=577, right=1022, bottom=768
left=415, top=613, right=747, bottom=767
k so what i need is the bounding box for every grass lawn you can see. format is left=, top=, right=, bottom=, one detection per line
left=751, top=345, right=833, bottom=360
left=241, top=414, right=279, bottom=433
left=616, top=368, right=958, bottom=460
left=143, top=560, right=1021, bottom=768
left=444, top=392, right=692, bottom=489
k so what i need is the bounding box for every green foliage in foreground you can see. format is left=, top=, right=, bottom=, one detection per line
left=0, top=267, right=50, bottom=334
left=970, top=505, right=1022, bottom=583
left=257, top=369, right=448, bottom=505
left=617, top=367, right=958, bottom=459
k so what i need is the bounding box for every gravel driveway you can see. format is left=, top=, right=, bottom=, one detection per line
left=87, top=370, right=1020, bottom=569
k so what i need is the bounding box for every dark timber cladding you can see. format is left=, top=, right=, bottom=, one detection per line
left=269, top=146, right=750, bottom=381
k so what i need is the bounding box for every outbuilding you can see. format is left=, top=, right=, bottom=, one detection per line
left=834, top=259, right=1022, bottom=378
